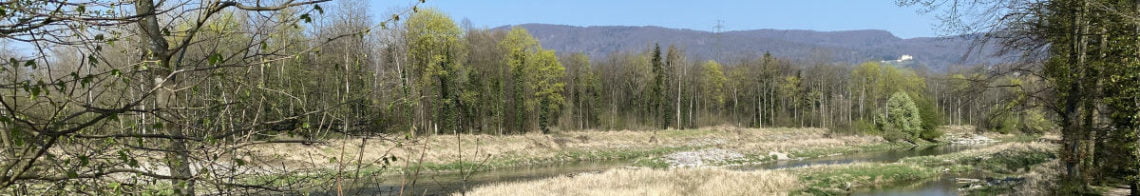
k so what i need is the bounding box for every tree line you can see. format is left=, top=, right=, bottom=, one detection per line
left=374, top=9, right=1037, bottom=139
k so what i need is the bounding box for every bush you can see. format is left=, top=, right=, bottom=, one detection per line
left=912, top=94, right=944, bottom=141
left=1021, top=110, right=1056, bottom=134
left=919, top=127, right=944, bottom=141
left=876, top=92, right=924, bottom=142
left=853, top=119, right=878, bottom=134
left=985, top=106, right=1020, bottom=134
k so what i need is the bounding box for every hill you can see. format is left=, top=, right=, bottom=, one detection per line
left=497, top=24, right=1008, bottom=72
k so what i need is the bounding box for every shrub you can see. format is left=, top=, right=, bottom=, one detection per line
left=912, top=94, right=944, bottom=141
left=876, top=92, right=923, bottom=142
left=985, top=106, right=1020, bottom=134
left=853, top=119, right=878, bottom=135
left=919, top=127, right=944, bottom=141
left=1021, top=110, right=1056, bottom=134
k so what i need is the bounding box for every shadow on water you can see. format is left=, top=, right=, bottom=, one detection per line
left=318, top=144, right=990, bottom=196
left=849, top=170, right=994, bottom=196
left=850, top=176, right=962, bottom=196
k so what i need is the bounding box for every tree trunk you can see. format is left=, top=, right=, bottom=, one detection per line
left=135, top=1, right=193, bottom=194
left=757, top=85, right=763, bottom=128
left=676, top=69, right=683, bottom=129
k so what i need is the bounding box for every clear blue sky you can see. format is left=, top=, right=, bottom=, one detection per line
left=370, top=0, right=944, bottom=38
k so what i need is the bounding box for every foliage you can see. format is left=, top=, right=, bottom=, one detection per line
left=499, top=27, right=566, bottom=133
left=701, top=60, right=727, bottom=106
left=877, top=92, right=924, bottom=142
left=406, top=8, right=467, bottom=134
left=912, top=94, right=945, bottom=140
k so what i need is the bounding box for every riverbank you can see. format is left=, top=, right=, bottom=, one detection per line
left=245, top=126, right=889, bottom=174
left=241, top=126, right=910, bottom=191
left=463, top=141, right=1056, bottom=195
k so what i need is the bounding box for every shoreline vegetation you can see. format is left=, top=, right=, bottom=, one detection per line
left=463, top=140, right=1056, bottom=196
left=240, top=125, right=1057, bottom=196
left=244, top=126, right=893, bottom=179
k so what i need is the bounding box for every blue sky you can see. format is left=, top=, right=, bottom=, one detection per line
left=370, top=0, right=944, bottom=38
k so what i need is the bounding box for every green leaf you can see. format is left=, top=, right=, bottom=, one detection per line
left=118, top=151, right=130, bottom=162
left=79, top=155, right=90, bottom=166
left=67, top=170, right=79, bottom=178
left=29, top=85, right=41, bottom=98
left=300, top=14, right=312, bottom=23
left=94, top=34, right=104, bottom=41
left=81, top=75, right=92, bottom=87
left=234, top=158, right=246, bottom=166
left=88, top=55, right=98, bottom=66
left=314, top=5, right=324, bottom=14
left=208, top=53, right=223, bottom=66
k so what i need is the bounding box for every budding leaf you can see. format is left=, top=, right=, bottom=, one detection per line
left=300, top=14, right=312, bottom=23
left=208, top=53, right=223, bottom=66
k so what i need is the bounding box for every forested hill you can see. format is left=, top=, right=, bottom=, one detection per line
left=497, top=23, right=1007, bottom=72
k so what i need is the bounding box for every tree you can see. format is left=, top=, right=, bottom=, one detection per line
left=650, top=44, right=670, bottom=129
left=563, top=53, right=600, bottom=130
left=0, top=0, right=431, bottom=194
left=878, top=92, right=924, bottom=142
left=533, top=50, right=566, bottom=133
left=700, top=60, right=727, bottom=119
left=900, top=0, right=1140, bottom=192
left=405, top=9, right=466, bottom=135
left=499, top=27, right=564, bottom=133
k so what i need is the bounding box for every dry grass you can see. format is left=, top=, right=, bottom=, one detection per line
left=1011, top=160, right=1061, bottom=196
left=901, top=142, right=1057, bottom=166
left=461, top=167, right=801, bottom=196
left=790, top=142, right=1057, bottom=194
left=242, top=126, right=881, bottom=172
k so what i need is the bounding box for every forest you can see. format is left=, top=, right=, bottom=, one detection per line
left=0, top=0, right=1138, bottom=195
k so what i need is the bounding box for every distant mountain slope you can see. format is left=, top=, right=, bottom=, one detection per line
left=496, top=23, right=1006, bottom=72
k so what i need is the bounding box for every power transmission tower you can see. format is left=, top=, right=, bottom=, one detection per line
left=714, top=19, right=725, bottom=62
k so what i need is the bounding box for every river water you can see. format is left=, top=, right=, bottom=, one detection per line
left=318, top=144, right=990, bottom=196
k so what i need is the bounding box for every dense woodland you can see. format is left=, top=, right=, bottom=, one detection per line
left=0, top=0, right=1137, bottom=195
